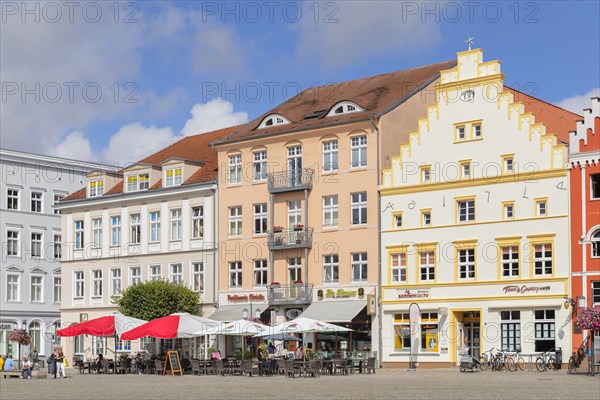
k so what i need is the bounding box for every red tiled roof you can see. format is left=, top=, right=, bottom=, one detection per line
left=505, top=87, right=581, bottom=144
left=214, top=60, right=456, bottom=145
left=61, top=125, right=240, bottom=202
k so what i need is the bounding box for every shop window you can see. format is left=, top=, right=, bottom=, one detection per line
left=393, top=313, right=411, bottom=352
left=500, top=311, right=521, bottom=351
left=421, top=312, right=439, bottom=353
left=534, top=310, right=555, bottom=352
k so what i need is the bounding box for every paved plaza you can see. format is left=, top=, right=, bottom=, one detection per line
left=1, top=368, right=599, bottom=400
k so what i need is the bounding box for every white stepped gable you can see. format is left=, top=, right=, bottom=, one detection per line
left=569, top=97, right=600, bottom=154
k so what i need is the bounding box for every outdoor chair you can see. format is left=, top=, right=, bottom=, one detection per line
left=364, top=357, right=376, bottom=374
left=213, top=359, right=226, bottom=376
left=265, top=359, right=278, bottom=376
left=154, top=360, right=163, bottom=375
left=230, top=360, right=243, bottom=376
left=284, top=360, right=298, bottom=378
left=304, top=360, right=321, bottom=378
left=335, top=359, right=352, bottom=375
left=190, top=360, right=200, bottom=376
left=241, top=360, right=259, bottom=377
left=276, top=359, right=286, bottom=375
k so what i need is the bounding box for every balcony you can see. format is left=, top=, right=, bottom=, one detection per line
left=268, top=228, right=313, bottom=251
left=267, top=284, right=314, bottom=305
left=267, top=169, right=314, bottom=193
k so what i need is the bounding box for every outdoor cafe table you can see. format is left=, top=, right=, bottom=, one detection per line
left=293, top=360, right=309, bottom=376
left=321, top=359, right=346, bottom=375
left=197, top=360, right=213, bottom=375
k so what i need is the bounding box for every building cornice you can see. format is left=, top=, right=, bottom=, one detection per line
left=0, top=148, right=117, bottom=174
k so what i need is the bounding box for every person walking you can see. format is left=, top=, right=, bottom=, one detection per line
left=47, top=351, right=57, bottom=378
left=54, top=348, right=66, bottom=378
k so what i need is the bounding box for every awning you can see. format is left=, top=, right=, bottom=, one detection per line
left=207, top=305, right=251, bottom=322
left=300, top=301, right=366, bottom=323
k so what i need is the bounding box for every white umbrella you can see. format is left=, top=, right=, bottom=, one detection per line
left=215, top=319, right=269, bottom=360
left=260, top=317, right=353, bottom=335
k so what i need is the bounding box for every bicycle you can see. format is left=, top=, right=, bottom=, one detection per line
left=536, top=349, right=557, bottom=372
left=480, top=348, right=495, bottom=371
left=491, top=349, right=513, bottom=371
left=505, top=347, right=525, bottom=372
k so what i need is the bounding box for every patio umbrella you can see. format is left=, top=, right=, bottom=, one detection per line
left=262, top=317, right=353, bottom=335
left=57, top=313, right=146, bottom=337
left=121, top=313, right=223, bottom=340
left=261, top=333, right=303, bottom=341
left=215, top=319, right=269, bottom=359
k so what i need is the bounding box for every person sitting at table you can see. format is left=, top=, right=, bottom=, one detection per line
left=94, top=354, right=104, bottom=373
left=134, top=353, right=145, bottom=374
left=21, top=356, right=32, bottom=379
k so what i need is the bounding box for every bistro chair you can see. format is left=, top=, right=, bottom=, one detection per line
left=190, top=360, right=200, bottom=376
left=284, top=360, right=298, bottom=378
left=154, top=359, right=163, bottom=375
left=304, top=360, right=321, bottom=378
left=213, top=359, right=226, bottom=376
left=364, top=357, right=376, bottom=374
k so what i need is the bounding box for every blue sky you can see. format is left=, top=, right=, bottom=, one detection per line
left=1, top=1, right=598, bottom=166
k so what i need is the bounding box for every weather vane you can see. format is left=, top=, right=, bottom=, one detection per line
left=466, top=36, right=475, bottom=51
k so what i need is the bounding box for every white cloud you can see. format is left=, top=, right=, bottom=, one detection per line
left=51, top=131, right=96, bottom=162
left=102, top=123, right=178, bottom=166
left=554, top=88, right=600, bottom=114
left=181, top=98, right=248, bottom=135
left=295, top=2, right=442, bottom=69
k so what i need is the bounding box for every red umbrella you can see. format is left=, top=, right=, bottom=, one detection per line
left=57, top=314, right=146, bottom=337
left=121, top=313, right=222, bottom=340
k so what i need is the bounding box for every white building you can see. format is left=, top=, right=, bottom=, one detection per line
left=379, top=49, right=580, bottom=367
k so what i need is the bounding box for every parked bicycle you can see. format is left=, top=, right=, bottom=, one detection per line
left=568, top=336, right=589, bottom=372
left=480, top=348, right=495, bottom=371
left=505, top=347, right=526, bottom=372
left=492, top=349, right=515, bottom=371
left=536, top=349, right=557, bottom=372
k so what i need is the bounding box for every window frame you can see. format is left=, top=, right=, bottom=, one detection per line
left=500, top=311, right=521, bottom=352
left=229, top=206, right=243, bottom=237
left=535, top=197, right=548, bottom=217
left=253, top=204, right=267, bottom=235
left=169, top=263, right=183, bottom=285
left=390, top=252, right=407, bottom=283
left=148, top=264, right=162, bottom=281
left=418, top=250, right=436, bottom=283
left=323, top=195, right=339, bottom=228
left=191, top=262, right=205, bottom=293
left=420, top=209, right=432, bottom=227
left=53, top=276, right=61, bottom=303
left=6, top=273, right=20, bottom=302
left=350, top=135, right=367, bottom=168
left=30, top=191, right=43, bottom=213
left=351, top=192, right=367, bottom=226
left=91, top=269, right=103, bottom=299
left=502, top=201, right=515, bottom=220
left=74, top=220, right=84, bottom=249
left=322, top=139, right=339, bottom=172
left=170, top=209, right=182, bottom=241
left=191, top=206, right=204, bottom=239
left=392, top=211, right=403, bottom=230
left=229, top=261, right=242, bottom=288
left=228, top=154, right=242, bottom=184
left=73, top=271, right=84, bottom=299
left=30, top=231, right=43, bottom=258
left=129, top=266, right=142, bottom=286
left=130, top=213, right=141, bottom=244
left=88, top=180, right=104, bottom=197
left=165, top=168, right=183, bottom=187
left=351, top=252, right=368, bottom=282
left=456, top=197, right=476, bottom=223
left=253, top=259, right=268, bottom=288
left=323, top=254, right=339, bottom=284
left=6, top=229, right=19, bottom=256
left=150, top=211, right=161, bottom=242
left=110, top=268, right=122, bottom=297
left=253, top=150, right=268, bottom=181
left=53, top=234, right=62, bottom=260
left=590, top=173, right=600, bottom=200
left=7, top=188, right=19, bottom=210
left=92, top=217, right=102, bottom=248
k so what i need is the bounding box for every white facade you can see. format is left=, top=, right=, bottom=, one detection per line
left=379, top=49, right=571, bottom=367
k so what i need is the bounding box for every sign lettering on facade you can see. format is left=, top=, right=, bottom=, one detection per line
left=502, top=285, right=551, bottom=295
left=227, top=294, right=266, bottom=303
left=398, top=289, right=431, bottom=299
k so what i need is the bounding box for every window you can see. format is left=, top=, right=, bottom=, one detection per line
left=229, top=206, right=242, bottom=237
left=126, top=214, right=141, bottom=244
left=328, top=101, right=363, bottom=116
left=421, top=166, right=431, bottom=183
left=191, top=262, right=204, bottom=293
left=92, top=270, right=103, bottom=298
left=421, top=313, right=439, bottom=353
left=74, top=335, right=84, bottom=354
left=536, top=198, right=547, bottom=217
left=391, top=253, right=407, bottom=283
left=170, top=209, right=182, bottom=241
left=457, top=199, right=475, bottom=222
left=456, top=125, right=466, bottom=141
left=533, top=243, right=552, bottom=276
left=229, top=261, right=242, bottom=288
left=323, top=140, right=338, bottom=171
left=30, top=275, right=44, bottom=303
left=502, top=155, right=515, bottom=174
left=191, top=207, right=204, bottom=239
left=170, top=263, right=183, bottom=285
left=421, top=210, right=432, bottom=227
left=419, top=251, right=435, bottom=281
left=149, top=265, right=161, bottom=281
left=501, top=246, right=519, bottom=278
left=111, top=216, right=121, bottom=246
left=7, top=230, right=19, bottom=256
left=472, top=123, right=482, bottom=138
left=253, top=151, right=267, bottom=181
left=31, top=191, right=42, bottom=212
left=393, top=212, right=403, bottom=229
left=591, top=174, right=600, bottom=200
left=126, top=174, right=149, bottom=191
left=53, top=234, right=61, bottom=260
left=461, top=162, right=471, bottom=179
left=458, top=248, right=475, bottom=279
left=393, top=313, right=411, bottom=351
left=74, top=220, right=84, bottom=249
left=534, top=310, right=555, bottom=352
left=501, top=311, right=521, bottom=352
left=253, top=259, right=268, bottom=287
left=7, top=188, right=19, bottom=210
left=350, top=135, right=367, bottom=168
left=53, top=277, right=61, bottom=303
left=503, top=202, right=515, bottom=220
left=28, top=322, right=41, bottom=354
left=6, top=274, right=20, bottom=302
left=288, top=258, right=301, bottom=283
left=165, top=168, right=183, bottom=187
left=253, top=204, right=267, bottom=235
left=31, top=232, right=42, bottom=258
left=592, top=281, right=600, bottom=305
left=89, top=180, right=104, bottom=197
left=351, top=192, right=367, bottom=225
left=74, top=271, right=84, bottom=298
left=110, top=268, right=121, bottom=296
left=229, top=155, right=242, bottom=184
left=92, top=337, right=107, bottom=357
left=129, top=266, right=141, bottom=286
left=592, top=231, right=600, bottom=258
left=258, top=114, right=290, bottom=128
left=323, top=195, right=338, bottom=227
left=351, top=252, right=368, bottom=282
left=92, top=218, right=102, bottom=247
left=324, top=254, right=339, bottom=283
left=150, top=211, right=160, bottom=242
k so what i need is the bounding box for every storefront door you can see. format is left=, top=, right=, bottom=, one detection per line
left=464, top=322, right=480, bottom=359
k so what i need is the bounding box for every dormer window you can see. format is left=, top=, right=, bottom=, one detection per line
left=89, top=180, right=104, bottom=197
left=126, top=174, right=149, bottom=192
left=258, top=114, right=291, bottom=129
left=165, top=168, right=182, bottom=187
left=327, top=101, right=364, bottom=117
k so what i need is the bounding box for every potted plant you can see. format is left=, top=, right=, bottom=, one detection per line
left=273, top=226, right=284, bottom=233
left=293, top=224, right=304, bottom=231
left=270, top=281, right=281, bottom=287
left=293, top=280, right=303, bottom=286
left=9, top=329, right=32, bottom=363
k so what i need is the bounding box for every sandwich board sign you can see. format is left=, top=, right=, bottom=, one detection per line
left=163, top=350, right=182, bottom=376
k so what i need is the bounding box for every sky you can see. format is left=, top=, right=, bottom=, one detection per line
left=1, top=0, right=599, bottom=167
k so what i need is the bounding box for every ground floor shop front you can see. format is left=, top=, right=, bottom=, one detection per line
left=0, top=311, right=61, bottom=362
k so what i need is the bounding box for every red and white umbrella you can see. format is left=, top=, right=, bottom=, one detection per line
left=57, top=313, right=146, bottom=337
left=215, top=319, right=269, bottom=336
left=121, top=313, right=222, bottom=340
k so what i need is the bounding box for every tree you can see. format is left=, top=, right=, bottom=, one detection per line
left=114, top=280, right=201, bottom=321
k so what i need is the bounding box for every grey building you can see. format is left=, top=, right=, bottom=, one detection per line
left=0, top=149, right=116, bottom=361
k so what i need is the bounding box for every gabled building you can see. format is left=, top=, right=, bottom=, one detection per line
left=57, top=126, right=237, bottom=363
left=211, top=59, right=456, bottom=356
left=379, top=49, right=580, bottom=367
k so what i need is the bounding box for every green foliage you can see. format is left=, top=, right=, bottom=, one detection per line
left=114, top=279, right=201, bottom=321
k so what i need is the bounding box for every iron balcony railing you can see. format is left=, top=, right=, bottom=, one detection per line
left=267, top=283, right=314, bottom=305
left=267, top=168, right=314, bottom=193
left=268, top=227, right=313, bottom=250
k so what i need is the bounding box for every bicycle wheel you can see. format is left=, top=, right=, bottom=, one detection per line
left=535, top=357, right=545, bottom=372
left=547, top=357, right=557, bottom=371
left=568, top=356, right=577, bottom=372
left=480, top=355, right=489, bottom=371
left=517, top=356, right=525, bottom=371
left=505, top=357, right=517, bottom=372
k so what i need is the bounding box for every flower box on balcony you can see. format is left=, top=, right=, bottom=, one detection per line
left=270, top=282, right=281, bottom=288
left=293, top=280, right=303, bottom=286
left=293, top=224, right=304, bottom=231
left=273, top=226, right=284, bottom=233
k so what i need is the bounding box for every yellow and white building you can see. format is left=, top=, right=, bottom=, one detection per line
left=379, top=49, right=579, bottom=367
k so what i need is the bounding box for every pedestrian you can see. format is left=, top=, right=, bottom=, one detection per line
left=4, top=354, right=15, bottom=370
left=55, top=348, right=66, bottom=378
left=29, top=347, right=39, bottom=368
left=20, top=356, right=32, bottom=379
left=47, top=351, right=57, bottom=378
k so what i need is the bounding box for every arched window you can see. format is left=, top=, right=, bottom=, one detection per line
left=258, top=114, right=291, bottom=129
left=50, top=321, right=61, bottom=346
left=327, top=101, right=364, bottom=117
left=592, top=230, right=600, bottom=258
left=28, top=321, right=42, bottom=354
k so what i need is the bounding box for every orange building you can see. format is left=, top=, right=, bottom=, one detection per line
left=568, top=97, right=600, bottom=357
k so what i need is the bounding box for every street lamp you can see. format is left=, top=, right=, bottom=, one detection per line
left=564, top=296, right=587, bottom=317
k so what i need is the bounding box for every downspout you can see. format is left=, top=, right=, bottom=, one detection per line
left=212, top=186, right=219, bottom=355
left=370, top=116, right=382, bottom=368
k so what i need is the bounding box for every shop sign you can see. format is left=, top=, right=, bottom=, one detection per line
left=325, top=288, right=357, bottom=299
left=227, top=293, right=266, bottom=303
left=398, top=289, right=430, bottom=299
left=286, top=309, right=302, bottom=320
left=502, top=285, right=551, bottom=295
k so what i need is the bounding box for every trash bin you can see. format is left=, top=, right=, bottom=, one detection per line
left=555, top=347, right=562, bottom=370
